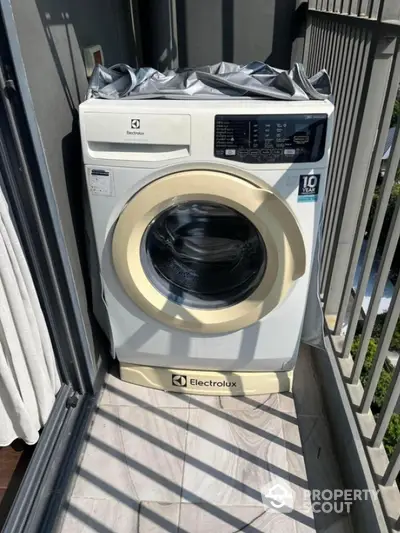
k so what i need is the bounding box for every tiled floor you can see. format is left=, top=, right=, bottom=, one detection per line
left=59, top=346, right=354, bottom=533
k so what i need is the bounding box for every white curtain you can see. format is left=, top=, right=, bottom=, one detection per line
left=0, top=187, right=61, bottom=446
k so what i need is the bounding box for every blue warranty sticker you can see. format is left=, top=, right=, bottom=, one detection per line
left=298, top=174, right=320, bottom=202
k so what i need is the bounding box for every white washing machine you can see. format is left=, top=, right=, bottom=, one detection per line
left=79, top=98, right=334, bottom=395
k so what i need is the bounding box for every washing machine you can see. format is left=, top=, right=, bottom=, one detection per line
left=79, top=98, right=334, bottom=395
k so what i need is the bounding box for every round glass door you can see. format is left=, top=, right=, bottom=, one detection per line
left=141, top=201, right=267, bottom=308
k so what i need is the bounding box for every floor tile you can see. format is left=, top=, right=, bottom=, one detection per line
left=281, top=420, right=315, bottom=530
left=138, top=502, right=179, bottom=532
left=219, top=393, right=296, bottom=415
left=72, top=405, right=136, bottom=500
left=118, top=406, right=188, bottom=502
left=297, top=416, right=344, bottom=494
left=61, top=497, right=138, bottom=533
left=293, top=346, right=325, bottom=417
left=181, top=408, right=291, bottom=506
left=101, top=371, right=190, bottom=409
left=296, top=415, right=347, bottom=533
left=316, top=515, right=353, bottom=533
left=178, top=503, right=297, bottom=532
left=188, top=395, right=221, bottom=409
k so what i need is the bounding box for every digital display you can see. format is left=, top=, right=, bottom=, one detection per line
left=214, top=114, right=327, bottom=164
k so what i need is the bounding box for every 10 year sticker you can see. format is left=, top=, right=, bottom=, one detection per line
left=298, top=174, right=320, bottom=202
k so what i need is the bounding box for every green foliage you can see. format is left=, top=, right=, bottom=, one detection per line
left=384, top=414, right=400, bottom=458
left=391, top=100, right=400, bottom=127
left=372, top=313, right=400, bottom=352
left=351, top=335, right=400, bottom=464
left=352, top=336, right=390, bottom=412
left=368, top=182, right=400, bottom=241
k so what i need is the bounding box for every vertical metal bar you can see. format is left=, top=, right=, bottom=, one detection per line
left=328, top=0, right=335, bottom=11
left=323, top=37, right=397, bottom=323
left=359, top=0, right=371, bottom=16
left=303, top=14, right=314, bottom=73
left=370, top=356, right=400, bottom=447
left=350, top=0, right=359, bottom=14
left=317, top=16, right=326, bottom=70
left=342, top=0, right=352, bottom=13
left=313, top=16, right=324, bottom=71
left=382, top=439, right=400, bottom=486
left=322, top=20, right=334, bottom=74
left=360, top=276, right=400, bottom=414
left=370, top=0, right=382, bottom=18
left=322, top=30, right=370, bottom=291
left=308, top=20, right=318, bottom=75
left=325, top=19, right=335, bottom=70
left=318, top=19, right=329, bottom=72
left=328, top=22, right=344, bottom=93
left=342, top=119, right=400, bottom=358
left=309, top=0, right=317, bottom=9
left=352, top=194, right=400, bottom=383
left=309, top=16, right=318, bottom=74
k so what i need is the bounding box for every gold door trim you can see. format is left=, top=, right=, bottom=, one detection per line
left=112, top=170, right=306, bottom=334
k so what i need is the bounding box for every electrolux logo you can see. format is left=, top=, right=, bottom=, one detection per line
left=172, top=374, right=187, bottom=387
left=126, top=118, right=144, bottom=136
left=171, top=374, right=237, bottom=388
left=191, top=379, right=237, bottom=388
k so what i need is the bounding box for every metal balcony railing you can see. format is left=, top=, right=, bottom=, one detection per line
left=300, top=1, right=400, bottom=531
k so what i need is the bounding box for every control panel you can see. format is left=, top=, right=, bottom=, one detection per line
left=214, top=114, right=327, bottom=164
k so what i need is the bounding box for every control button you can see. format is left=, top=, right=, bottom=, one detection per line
left=294, top=135, right=309, bottom=145
left=225, top=149, right=236, bottom=156
left=284, top=149, right=296, bottom=156
left=273, top=149, right=282, bottom=155
left=250, top=150, right=260, bottom=156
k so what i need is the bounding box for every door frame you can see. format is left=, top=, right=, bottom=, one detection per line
left=0, top=2, right=104, bottom=532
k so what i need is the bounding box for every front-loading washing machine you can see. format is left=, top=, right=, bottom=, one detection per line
left=79, top=98, right=334, bottom=395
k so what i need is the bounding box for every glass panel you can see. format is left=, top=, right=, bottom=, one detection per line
left=141, top=201, right=267, bottom=309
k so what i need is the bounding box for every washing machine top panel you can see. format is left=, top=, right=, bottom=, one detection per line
left=79, top=99, right=334, bottom=170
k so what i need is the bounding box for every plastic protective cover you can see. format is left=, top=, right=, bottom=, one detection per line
left=87, top=61, right=331, bottom=101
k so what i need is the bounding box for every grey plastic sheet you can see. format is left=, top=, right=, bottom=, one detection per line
left=87, top=61, right=331, bottom=101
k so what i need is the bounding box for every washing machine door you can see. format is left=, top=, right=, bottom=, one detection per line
left=112, top=170, right=306, bottom=334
